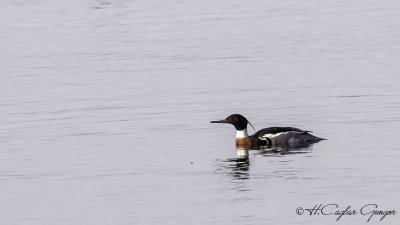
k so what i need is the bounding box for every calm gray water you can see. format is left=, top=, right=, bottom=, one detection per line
left=1, top=0, right=400, bottom=224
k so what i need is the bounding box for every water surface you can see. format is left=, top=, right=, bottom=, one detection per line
left=1, top=0, right=400, bottom=224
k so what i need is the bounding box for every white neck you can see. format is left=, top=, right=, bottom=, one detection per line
left=236, top=129, right=248, bottom=138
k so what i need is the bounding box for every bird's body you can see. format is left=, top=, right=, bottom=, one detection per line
left=211, top=114, right=325, bottom=149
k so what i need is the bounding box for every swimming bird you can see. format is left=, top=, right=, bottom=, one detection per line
left=211, top=114, right=325, bottom=149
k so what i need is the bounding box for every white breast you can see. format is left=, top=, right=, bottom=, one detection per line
left=236, top=149, right=249, bottom=158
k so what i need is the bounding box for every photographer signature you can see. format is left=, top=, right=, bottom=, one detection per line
left=296, top=204, right=397, bottom=222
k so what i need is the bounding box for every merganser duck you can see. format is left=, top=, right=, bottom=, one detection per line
left=211, top=114, right=325, bottom=149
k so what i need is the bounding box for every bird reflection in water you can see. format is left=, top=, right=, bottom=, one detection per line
left=218, top=145, right=314, bottom=180
left=218, top=147, right=250, bottom=180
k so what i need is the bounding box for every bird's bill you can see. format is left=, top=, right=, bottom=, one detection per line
left=210, top=119, right=227, bottom=123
